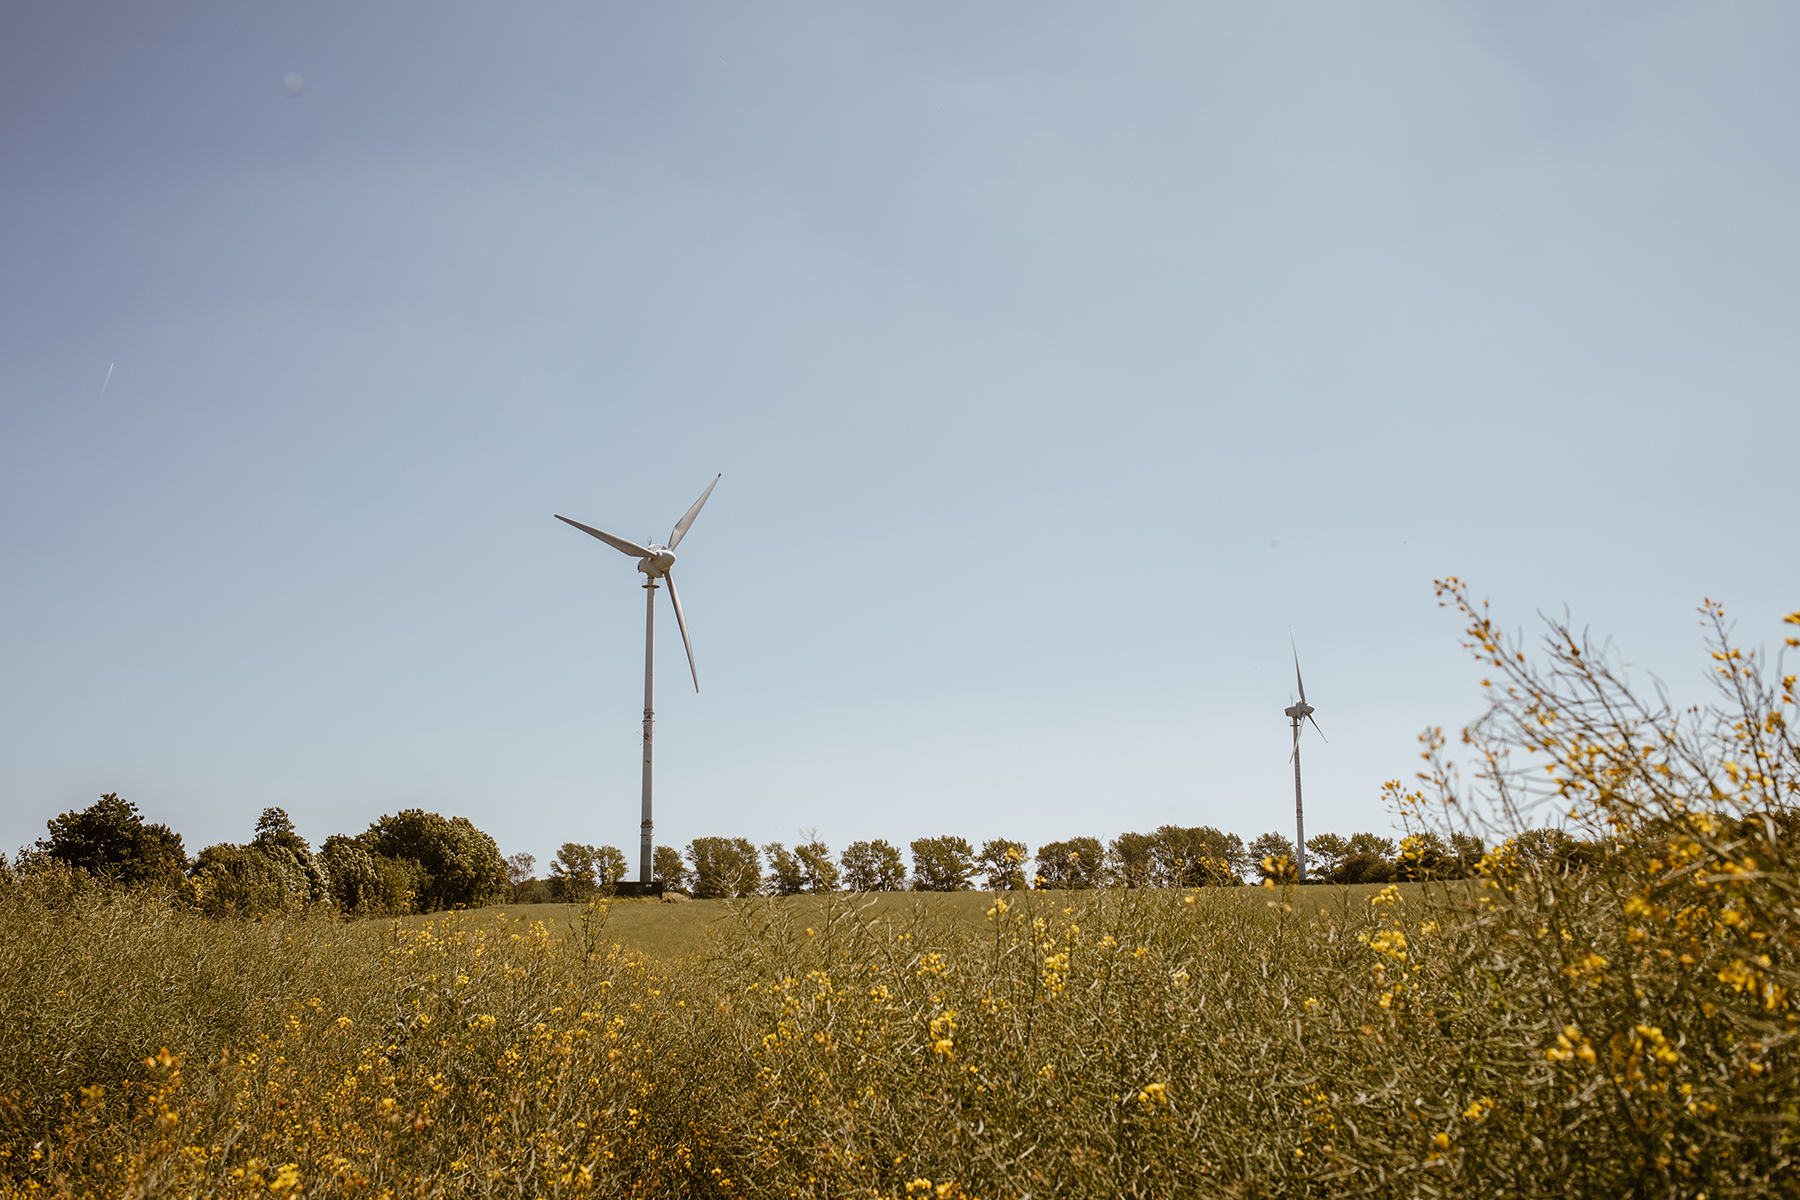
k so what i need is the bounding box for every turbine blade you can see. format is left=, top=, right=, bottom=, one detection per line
left=555, top=515, right=652, bottom=559
left=1291, top=635, right=1307, bottom=705
left=667, top=473, right=721, bottom=550
left=1288, top=721, right=1300, bottom=763
left=665, top=571, right=699, bottom=692
left=1308, top=713, right=1328, bottom=743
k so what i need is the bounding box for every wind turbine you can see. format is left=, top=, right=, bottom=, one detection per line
left=556, top=474, right=720, bottom=886
left=1284, top=638, right=1326, bottom=882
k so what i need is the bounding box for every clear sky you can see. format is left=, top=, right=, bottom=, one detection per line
left=3, top=1, right=1796, bottom=871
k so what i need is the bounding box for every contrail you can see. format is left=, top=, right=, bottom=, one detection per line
left=102, top=363, right=114, bottom=396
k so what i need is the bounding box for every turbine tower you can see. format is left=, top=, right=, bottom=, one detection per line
left=1284, top=639, right=1326, bottom=881
left=556, top=474, right=720, bottom=885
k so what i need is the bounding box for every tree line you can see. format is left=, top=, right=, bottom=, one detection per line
left=15, top=792, right=1616, bottom=913
left=509, top=824, right=1595, bottom=901
left=8, top=793, right=509, bottom=917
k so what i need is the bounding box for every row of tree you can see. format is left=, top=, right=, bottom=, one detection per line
left=506, top=824, right=1526, bottom=900
left=19, top=794, right=1612, bottom=913
left=11, top=793, right=510, bottom=917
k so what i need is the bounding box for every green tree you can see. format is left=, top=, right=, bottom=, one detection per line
left=1304, top=832, right=1349, bottom=878
left=1149, top=825, right=1245, bottom=887
left=595, top=846, right=629, bottom=886
left=319, top=835, right=386, bottom=914
left=37, top=793, right=187, bottom=888
left=975, top=839, right=1029, bottom=890
left=1034, top=838, right=1105, bottom=889
left=794, top=837, right=841, bottom=893
left=550, top=843, right=599, bottom=900
left=652, top=845, right=689, bottom=891
left=249, top=808, right=331, bottom=905
left=763, top=843, right=807, bottom=896
left=191, top=843, right=293, bottom=917
left=685, top=837, right=761, bottom=899
left=909, top=836, right=975, bottom=892
left=840, top=840, right=907, bottom=891
left=1345, top=831, right=1398, bottom=860
left=359, top=809, right=509, bottom=911
left=1105, top=832, right=1156, bottom=888
left=1248, top=832, right=1297, bottom=881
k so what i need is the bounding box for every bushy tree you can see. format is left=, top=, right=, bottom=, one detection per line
left=686, top=837, right=761, bottom=899
left=191, top=843, right=294, bottom=918
left=975, top=839, right=1029, bottom=890
left=1034, top=838, right=1104, bottom=889
left=909, top=836, right=975, bottom=892
left=319, top=835, right=386, bottom=913
left=359, top=809, right=509, bottom=911
left=652, top=845, right=689, bottom=892
left=250, top=808, right=331, bottom=905
left=505, top=852, right=536, bottom=887
left=1345, top=831, right=1397, bottom=860
left=840, top=840, right=907, bottom=892
left=794, top=837, right=841, bottom=893
left=190, top=808, right=331, bottom=916
left=37, top=793, right=187, bottom=888
left=595, top=846, right=629, bottom=886
left=1304, top=832, right=1349, bottom=878
left=1105, top=831, right=1156, bottom=888
left=762, top=843, right=807, bottom=896
left=1248, top=832, right=1297, bottom=881
left=550, top=843, right=599, bottom=900
left=1149, top=825, right=1245, bottom=886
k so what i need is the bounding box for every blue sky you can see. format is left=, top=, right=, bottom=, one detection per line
left=3, top=1, right=1796, bottom=870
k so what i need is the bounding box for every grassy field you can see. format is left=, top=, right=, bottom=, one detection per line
left=449, top=883, right=1438, bottom=960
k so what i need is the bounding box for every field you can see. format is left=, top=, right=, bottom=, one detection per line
left=2, top=591, right=1795, bottom=1198
left=443, top=883, right=1424, bottom=959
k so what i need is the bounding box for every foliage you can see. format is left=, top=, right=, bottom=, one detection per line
left=1304, top=832, right=1349, bottom=877
left=1147, top=824, right=1245, bottom=887
left=975, top=839, right=1029, bottom=890
left=653, top=844, right=690, bottom=891
left=762, top=843, right=807, bottom=896
left=1034, top=837, right=1105, bottom=889
left=359, top=809, right=509, bottom=912
left=1105, top=831, right=1156, bottom=888
left=36, top=793, right=187, bottom=888
left=909, top=836, right=975, bottom=892
left=319, top=835, right=387, bottom=914
left=504, top=852, right=536, bottom=887
left=1248, top=832, right=1297, bottom=879
left=685, top=836, right=761, bottom=899
left=841, top=839, right=908, bottom=892
left=794, top=837, right=842, bottom=893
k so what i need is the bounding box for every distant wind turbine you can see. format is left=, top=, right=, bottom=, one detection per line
left=557, top=474, right=720, bottom=885
left=1284, top=637, right=1327, bottom=881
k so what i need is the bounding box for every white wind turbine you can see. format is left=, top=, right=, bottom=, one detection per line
left=557, top=474, right=720, bottom=886
left=1284, top=637, right=1327, bottom=882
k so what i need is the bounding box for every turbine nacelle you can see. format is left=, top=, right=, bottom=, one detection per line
left=638, top=546, right=677, bottom=578
left=1284, top=701, right=1314, bottom=720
